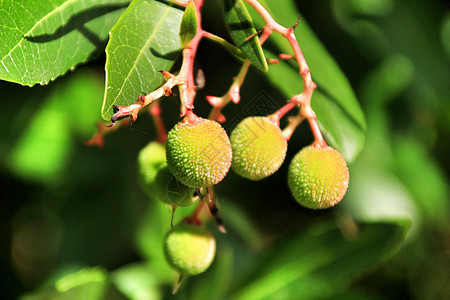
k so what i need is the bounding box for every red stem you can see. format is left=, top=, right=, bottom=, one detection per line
left=244, top=0, right=325, bottom=146
left=149, top=102, right=167, bottom=143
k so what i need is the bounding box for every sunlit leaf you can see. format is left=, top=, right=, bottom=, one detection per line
left=101, top=0, right=184, bottom=120
left=0, top=0, right=129, bottom=86
left=223, top=0, right=268, bottom=72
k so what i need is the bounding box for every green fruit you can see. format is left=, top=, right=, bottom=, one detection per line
left=166, top=117, right=232, bottom=188
left=164, top=222, right=216, bottom=276
left=138, top=141, right=166, bottom=192
left=288, top=145, right=349, bottom=209
left=231, top=117, right=287, bottom=180
left=153, top=164, right=198, bottom=207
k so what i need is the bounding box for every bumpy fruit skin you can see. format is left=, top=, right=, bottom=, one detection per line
left=153, top=164, right=197, bottom=207
left=138, top=142, right=166, bottom=192
left=166, top=117, right=232, bottom=188
left=164, top=223, right=216, bottom=276
left=288, top=145, right=349, bottom=209
left=231, top=117, right=287, bottom=181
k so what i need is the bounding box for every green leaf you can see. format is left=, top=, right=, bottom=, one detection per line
left=179, top=1, right=198, bottom=47
left=0, top=0, right=129, bottom=86
left=101, top=0, right=184, bottom=121
left=231, top=220, right=410, bottom=300
left=223, top=0, right=268, bottom=72
left=247, top=0, right=366, bottom=162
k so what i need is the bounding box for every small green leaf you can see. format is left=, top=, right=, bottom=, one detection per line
left=102, top=0, right=184, bottom=121
left=248, top=0, right=366, bottom=162
left=0, top=0, right=129, bottom=86
left=179, top=1, right=198, bottom=47
left=223, top=0, right=268, bottom=72
left=231, top=220, right=410, bottom=300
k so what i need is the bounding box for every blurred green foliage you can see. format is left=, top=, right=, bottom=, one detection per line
left=0, top=0, right=448, bottom=299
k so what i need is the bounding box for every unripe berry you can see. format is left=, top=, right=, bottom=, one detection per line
left=288, top=145, right=349, bottom=209
left=138, top=141, right=166, bottom=192
left=230, top=117, right=287, bottom=180
left=164, top=222, right=216, bottom=276
left=165, top=117, right=232, bottom=188
left=153, top=164, right=197, bottom=207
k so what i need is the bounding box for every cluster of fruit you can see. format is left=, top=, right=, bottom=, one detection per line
left=138, top=112, right=349, bottom=283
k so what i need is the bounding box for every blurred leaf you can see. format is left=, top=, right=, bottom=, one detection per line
left=9, top=70, right=104, bottom=183
left=220, top=200, right=263, bottom=252
left=55, top=267, right=107, bottom=293
left=335, top=0, right=393, bottom=18
left=101, top=0, right=184, bottom=120
left=357, top=54, right=414, bottom=168
left=134, top=201, right=175, bottom=283
left=393, top=137, right=450, bottom=224
left=342, top=162, right=417, bottom=236
left=21, top=267, right=125, bottom=300
left=9, top=102, right=72, bottom=182
left=223, top=0, right=268, bottom=72
left=113, top=262, right=162, bottom=300
left=333, top=288, right=387, bottom=300
left=231, top=220, right=409, bottom=300
left=0, top=0, right=129, bottom=86
left=134, top=200, right=197, bottom=283
left=248, top=0, right=366, bottom=162
left=179, top=1, right=198, bottom=47
left=442, top=13, right=450, bottom=56
left=359, top=54, right=414, bottom=106
left=188, top=246, right=234, bottom=300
